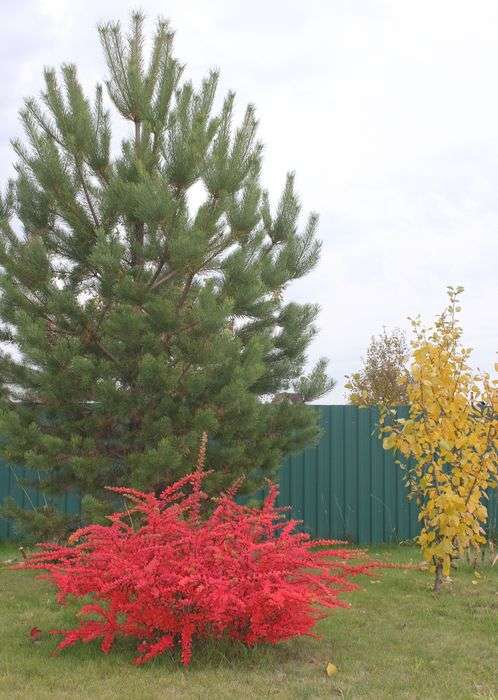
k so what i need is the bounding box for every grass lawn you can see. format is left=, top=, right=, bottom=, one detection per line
left=0, top=542, right=496, bottom=700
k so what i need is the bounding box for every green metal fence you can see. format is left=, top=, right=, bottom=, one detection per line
left=1, top=405, right=496, bottom=543
left=276, top=405, right=420, bottom=543
left=0, top=463, right=82, bottom=541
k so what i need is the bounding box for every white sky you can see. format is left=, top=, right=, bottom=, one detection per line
left=1, top=0, right=497, bottom=401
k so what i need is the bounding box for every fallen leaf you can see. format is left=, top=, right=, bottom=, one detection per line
left=326, top=662, right=338, bottom=677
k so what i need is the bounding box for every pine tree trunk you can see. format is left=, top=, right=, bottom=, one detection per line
left=433, top=562, right=443, bottom=592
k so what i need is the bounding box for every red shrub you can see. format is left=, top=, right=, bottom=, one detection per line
left=19, top=447, right=380, bottom=665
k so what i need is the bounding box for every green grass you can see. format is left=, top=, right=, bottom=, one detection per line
left=0, top=543, right=496, bottom=700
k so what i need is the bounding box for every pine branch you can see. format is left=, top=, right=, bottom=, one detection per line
left=150, top=269, right=177, bottom=290
left=177, top=271, right=195, bottom=309
left=76, top=164, right=100, bottom=228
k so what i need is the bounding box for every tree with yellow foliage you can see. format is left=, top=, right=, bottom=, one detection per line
left=345, top=327, right=410, bottom=407
left=380, top=287, right=497, bottom=591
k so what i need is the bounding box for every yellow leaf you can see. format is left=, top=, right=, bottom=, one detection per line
left=326, top=663, right=338, bottom=677
left=383, top=436, right=395, bottom=450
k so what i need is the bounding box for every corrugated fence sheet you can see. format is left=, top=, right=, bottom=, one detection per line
left=275, top=405, right=421, bottom=543
left=1, top=405, right=496, bottom=543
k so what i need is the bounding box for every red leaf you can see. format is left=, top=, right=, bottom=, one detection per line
left=30, top=627, right=42, bottom=641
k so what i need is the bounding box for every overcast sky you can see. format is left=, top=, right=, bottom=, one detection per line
left=1, top=0, right=497, bottom=401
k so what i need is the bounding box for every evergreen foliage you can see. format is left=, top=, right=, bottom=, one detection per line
left=0, top=13, right=333, bottom=532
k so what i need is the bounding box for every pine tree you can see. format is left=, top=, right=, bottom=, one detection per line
left=0, top=13, right=333, bottom=533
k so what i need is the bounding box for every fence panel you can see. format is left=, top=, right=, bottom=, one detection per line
left=1, top=406, right=496, bottom=543
left=275, top=405, right=496, bottom=544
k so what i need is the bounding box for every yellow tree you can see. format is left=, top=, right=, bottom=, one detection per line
left=345, top=328, right=410, bottom=407
left=380, top=287, right=497, bottom=591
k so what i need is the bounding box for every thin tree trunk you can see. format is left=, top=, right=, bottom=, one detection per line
left=132, top=119, right=144, bottom=269
left=433, top=562, right=443, bottom=592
